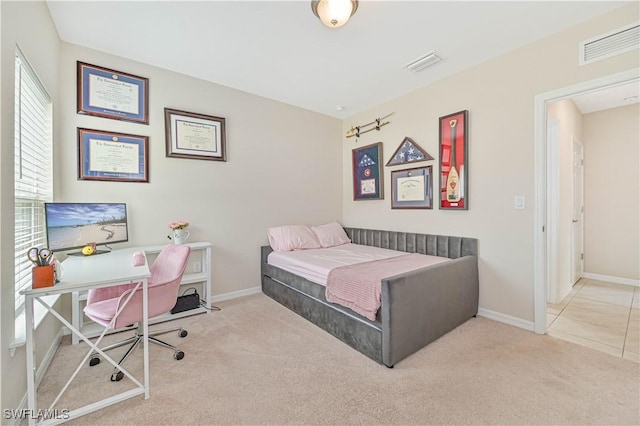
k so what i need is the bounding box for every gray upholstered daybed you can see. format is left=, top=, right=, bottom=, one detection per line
left=261, top=227, right=479, bottom=367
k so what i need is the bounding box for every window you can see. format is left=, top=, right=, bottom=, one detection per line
left=14, top=49, right=53, bottom=317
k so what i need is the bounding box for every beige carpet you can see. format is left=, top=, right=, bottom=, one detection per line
left=37, top=293, right=639, bottom=425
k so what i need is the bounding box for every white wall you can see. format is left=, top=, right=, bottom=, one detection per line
left=341, top=4, right=639, bottom=324
left=583, top=103, right=639, bottom=281
left=547, top=99, right=583, bottom=302
left=0, top=0, right=61, bottom=414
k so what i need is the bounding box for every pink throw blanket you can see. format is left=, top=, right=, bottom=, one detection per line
left=325, top=253, right=450, bottom=321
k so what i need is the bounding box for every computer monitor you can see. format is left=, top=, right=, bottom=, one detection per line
left=44, top=202, right=129, bottom=254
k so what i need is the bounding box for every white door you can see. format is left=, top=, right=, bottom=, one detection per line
left=570, top=137, right=584, bottom=285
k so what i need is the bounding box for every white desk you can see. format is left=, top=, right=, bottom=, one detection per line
left=70, top=242, right=212, bottom=345
left=21, top=248, right=151, bottom=425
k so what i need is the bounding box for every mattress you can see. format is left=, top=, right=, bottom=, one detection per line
left=267, top=243, right=449, bottom=286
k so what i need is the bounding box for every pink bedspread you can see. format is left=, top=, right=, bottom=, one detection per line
left=325, top=253, right=450, bottom=321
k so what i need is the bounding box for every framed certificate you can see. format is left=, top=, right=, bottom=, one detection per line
left=77, top=62, right=149, bottom=124
left=391, top=166, right=433, bottom=209
left=164, top=108, right=227, bottom=161
left=78, top=128, right=149, bottom=182
left=352, top=142, right=383, bottom=200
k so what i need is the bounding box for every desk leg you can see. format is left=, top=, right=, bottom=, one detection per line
left=142, top=277, right=149, bottom=399
left=25, top=295, right=37, bottom=426
left=71, top=291, right=80, bottom=345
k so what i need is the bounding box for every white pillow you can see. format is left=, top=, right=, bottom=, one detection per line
left=267, top=225, right=321, bottom=252
left=311, top=222, right=351, bottom=248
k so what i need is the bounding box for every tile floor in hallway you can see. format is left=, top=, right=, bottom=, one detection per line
left=547, top=278, right=639, bottom=362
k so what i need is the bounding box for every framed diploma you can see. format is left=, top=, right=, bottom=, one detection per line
left=77, top=62, right=149, bottom=124
left=391, top=166, right=433, bottom=209
left=439, top=110, right=469, bottom=210
left=352, top=142, right=383, bottom=200
left=164, top=108, right=227, bottom=161
left=78, top=128, right=149, bottom=182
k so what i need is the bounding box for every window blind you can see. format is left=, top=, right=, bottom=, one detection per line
left=14, top=50, right=53, bottom=315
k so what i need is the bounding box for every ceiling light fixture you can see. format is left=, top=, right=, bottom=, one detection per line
left=311, top=0, right=358, bottom=28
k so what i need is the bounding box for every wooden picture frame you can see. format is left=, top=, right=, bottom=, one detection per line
left=386, top=136, right=433, bottom=166
left=164, top=108, right=227, bottom=161
left=439, top=110, right=469, bottom=210
left=391, top=166, right=433, bottom=209
left=77, top=62, right=149, bottom=124
left=352, top=142, right=384, bottom=200
left=78, top=128, right=149, bottom=183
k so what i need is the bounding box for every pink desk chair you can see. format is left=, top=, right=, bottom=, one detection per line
left=84, top=244, right=191, bottom=381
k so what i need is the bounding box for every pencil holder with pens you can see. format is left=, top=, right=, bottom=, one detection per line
left=27, top=246, right=57, bottom=288
left=32, top=264, right=55, bottom=289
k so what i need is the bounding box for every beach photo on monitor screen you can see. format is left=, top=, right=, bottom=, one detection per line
left=45, top=203, right=128, bottom=251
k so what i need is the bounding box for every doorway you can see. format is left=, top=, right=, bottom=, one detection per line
left=533, top=68, right=640, bottom=334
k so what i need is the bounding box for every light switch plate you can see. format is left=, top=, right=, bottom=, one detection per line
left=514, top=195, right=525, bottom=210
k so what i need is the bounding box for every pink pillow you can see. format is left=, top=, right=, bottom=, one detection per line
left=267, top=225, right=321, bottom=252
left=311, top=222, right=351, bottom=248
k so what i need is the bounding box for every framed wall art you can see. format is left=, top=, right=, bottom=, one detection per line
left=352, top=142, right=383, bottom=200
left=391, top=166, right=433, bottom=209
left=164, top=108, right=227, bottom=161
left=386, top=136, right=433, bottom=166
left=78, top=128, right=149, bottom=182
left=77, top=62, right=149, bottom=124
left=439, top=110, right=468, bottom=210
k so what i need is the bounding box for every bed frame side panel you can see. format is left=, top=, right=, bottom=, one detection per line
left=380, top=256, right=479, bottom=366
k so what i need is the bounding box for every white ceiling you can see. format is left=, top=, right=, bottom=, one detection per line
left=572, top=81, right=640, bottom=114
left=46, top=1, right=633, bottom=119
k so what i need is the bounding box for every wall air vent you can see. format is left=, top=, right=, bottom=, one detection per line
left=404, top=51, right=442, bottom=73
left=579, top=22, right=639, bottom=66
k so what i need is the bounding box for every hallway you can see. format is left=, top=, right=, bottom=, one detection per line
left=547, top=279, right=639, bottom=362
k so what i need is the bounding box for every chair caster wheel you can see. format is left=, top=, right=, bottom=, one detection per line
left=111, top=371, right=124, bottom=382
left=174, top=351, right=185, bottom=360
left=89, top=357, right=100, bottom=367
left=179, top=329, right=188, bottom=338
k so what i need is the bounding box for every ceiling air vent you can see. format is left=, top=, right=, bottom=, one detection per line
left=579, top=22, right=639, bottom=66
left=404, top=51, right=442, bottom=73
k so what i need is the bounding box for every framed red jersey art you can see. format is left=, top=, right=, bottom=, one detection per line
left=439, top=110, right=469, bottom=210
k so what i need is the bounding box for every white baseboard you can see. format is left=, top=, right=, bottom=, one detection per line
left=212, top=286, right=262, bottom=303
left=583, top=272, right=639, bottom=287
left=477, top=307, right=535, bottom=332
